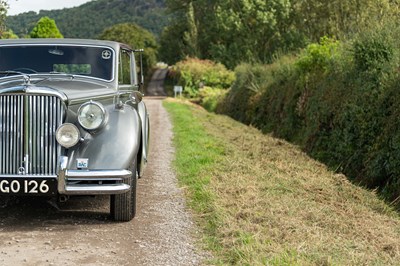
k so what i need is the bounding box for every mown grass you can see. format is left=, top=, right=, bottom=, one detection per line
left=163, top=98, right=400, bottom=265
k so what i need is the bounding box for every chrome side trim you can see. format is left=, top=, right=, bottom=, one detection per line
left=66, top=170, right=131, bottom=178
left=63, top=184, right=130, bottom=195
left=68, top=93, right=116, bottom=105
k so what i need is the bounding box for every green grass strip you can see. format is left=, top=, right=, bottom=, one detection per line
left=164, top=98, right=400, bottom=266
left=163, top=99, right=225, bottom=261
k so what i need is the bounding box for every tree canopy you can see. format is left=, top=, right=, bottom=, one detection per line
left=0, top=0, right=8, bottom=37
left=159, top=0, right=400, bottom=68
left=30, top=16, right=63, bottom=38
left=98, top=23, right=158, bottom=74
left=6, top=0, right=167, bottom=39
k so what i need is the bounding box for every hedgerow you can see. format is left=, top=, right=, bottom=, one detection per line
left=218, top=28, right=400, bottom=205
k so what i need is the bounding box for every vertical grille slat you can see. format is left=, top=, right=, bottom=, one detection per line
left=28, top=96, right=33, bottom=174
left=0, top=94, right=64, bottom=176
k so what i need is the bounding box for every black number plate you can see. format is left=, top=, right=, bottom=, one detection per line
left=0, top=178, right=57, bottom=196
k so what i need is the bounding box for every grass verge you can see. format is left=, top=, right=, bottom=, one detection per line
left=163, top=98, right=400, bottom=265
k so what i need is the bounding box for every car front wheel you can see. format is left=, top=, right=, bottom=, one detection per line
left=110, top=161, right=137, bottom=222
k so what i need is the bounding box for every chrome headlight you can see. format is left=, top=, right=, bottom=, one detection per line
left=78, top=101, right=107, bottom=131
left=56, top=123, right=80, bottom=148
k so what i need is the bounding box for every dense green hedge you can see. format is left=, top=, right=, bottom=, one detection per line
left=218, top=27, right=400, bottom=205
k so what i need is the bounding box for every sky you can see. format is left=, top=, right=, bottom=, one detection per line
left=7, top=0, right=92, bottom=16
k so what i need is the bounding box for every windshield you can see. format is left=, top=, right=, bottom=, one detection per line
left=0, top=45, right=114, bottom=81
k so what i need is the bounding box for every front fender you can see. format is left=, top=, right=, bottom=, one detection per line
left=137, top=100, right=150, bottom=176
left=68, top=105, right=141, bottom=170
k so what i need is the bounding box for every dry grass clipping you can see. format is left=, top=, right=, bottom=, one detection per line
left=188, top=104, right=400, bottom=265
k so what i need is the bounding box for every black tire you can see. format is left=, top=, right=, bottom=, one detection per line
left=110, top=161, right=137, bottom=222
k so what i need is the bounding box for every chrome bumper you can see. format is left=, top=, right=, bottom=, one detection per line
left=58, top=156, right=131, bottom=195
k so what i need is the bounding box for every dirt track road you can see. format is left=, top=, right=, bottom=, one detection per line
left=146, top=69, right=168, bottom=97
left=0, top=71, right=205, bottom=265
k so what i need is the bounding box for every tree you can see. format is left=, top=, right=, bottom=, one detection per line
left=1, top=30, right=18, bottom=39
left=291, top=0, right=400, bottom=42
left=161, top=0, right=400, bottom=68
left=159, top=23, right=187, bottom=65
left=6, top=0, right=168, bottom=39
left=211, top=0, right=294, bottom=68
left=0, top=0, right=8, bottom=37
left=30, top=16, right=63, bottom=38
left=162, top=0, right=297, bottom=68
left=98, top=23, right=158, bottom=74
left=159, top=1, right=201, bottom=65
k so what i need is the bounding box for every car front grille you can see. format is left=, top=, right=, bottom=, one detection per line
left=0, top=94, right=65, bottom=175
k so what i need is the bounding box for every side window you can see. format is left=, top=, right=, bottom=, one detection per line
left=118, top=49, right=132, bottom=85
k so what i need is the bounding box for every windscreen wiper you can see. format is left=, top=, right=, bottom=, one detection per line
left=0, top=70, right=26, bottom=76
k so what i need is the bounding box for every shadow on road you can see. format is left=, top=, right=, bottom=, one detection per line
left=0, top=196, right=113, bottom=231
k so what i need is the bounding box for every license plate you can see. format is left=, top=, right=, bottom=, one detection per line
left=0, top=178, right=57, bottom=196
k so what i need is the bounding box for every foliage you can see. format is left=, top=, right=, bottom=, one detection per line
left=0, top=2, right=18, bottom=39
left=218, top=22, right=400, bottom=205
left=161, top=0, right=400, bottom=68
left=30, top=16, right=63, bottom=38
left=158, top=24, right=185, bottom=65
left=1, top=29, right=18, bottom=39
left=0, top=1, right=6, bottom=24
left=296, top=37, right=340, bottom=73
left=291, top=0, right=399, bottom=42
left=170, top=58, right=235, bottom=97
left=158, top=1, right=199, bottom=64
left=211, top=0, right=295, bottom=68
left=98, top=23, right=158, bottom=74
left=198, top=87, right=227, bottom=112
left=353, top=29, right=396, bottom=73
left=6, top=0, right=168, bottom=39
left=165, top=98, right=400, bottom=265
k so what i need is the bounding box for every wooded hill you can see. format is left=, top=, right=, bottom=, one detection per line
left=6, top=0, right=167, bottom=38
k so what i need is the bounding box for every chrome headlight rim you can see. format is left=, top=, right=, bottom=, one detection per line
left=77, top=101, right=108, bottom=131
left=56, top=123, right=81, bottom=149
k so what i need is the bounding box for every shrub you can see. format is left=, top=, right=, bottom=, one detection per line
left=198, top=86, right=227, bottom=112
left=172, top=58, right=235, bottom=97
left=353, top=31, right=394, bottom=73
left=218, top=24, right=400, bottom=206
left=296, top=36, right=340, bottom=73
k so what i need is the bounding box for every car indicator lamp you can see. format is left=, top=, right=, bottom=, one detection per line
left=78, top=101, right=107, bottom=131
left=56, top=123, right=80, bottom=148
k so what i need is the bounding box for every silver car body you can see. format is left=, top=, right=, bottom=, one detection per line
left=0, top=39, right=149, bottom=214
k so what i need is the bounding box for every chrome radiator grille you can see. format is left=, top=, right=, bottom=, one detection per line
left=0, top=94, right=65, bottom=175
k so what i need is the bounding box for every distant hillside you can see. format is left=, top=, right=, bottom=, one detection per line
left=6, top=0, right=167, bottom=38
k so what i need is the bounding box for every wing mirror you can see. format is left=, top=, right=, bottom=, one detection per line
left=130, top=91, right=143, bottom=104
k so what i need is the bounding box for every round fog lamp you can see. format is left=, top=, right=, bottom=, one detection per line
left=78, top=101, right=106, bottom=130
left=56, top=123, right=80, bottom=148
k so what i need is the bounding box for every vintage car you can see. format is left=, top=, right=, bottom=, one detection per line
left=0, top=39, right=150, bottom=221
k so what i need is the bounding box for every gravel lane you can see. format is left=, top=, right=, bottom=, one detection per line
left=0, top=97, right=206, bottom=264
left=146, top=69, right=168, bottom=97
left=130, top=97, right=206, bottom=265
